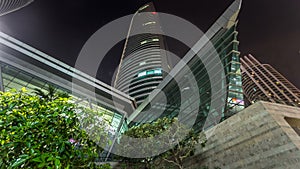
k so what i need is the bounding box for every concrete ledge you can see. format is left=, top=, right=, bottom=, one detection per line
left=184, top=101, right=300, bottom=169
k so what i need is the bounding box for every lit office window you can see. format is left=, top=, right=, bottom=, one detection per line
left=140, top=39, right=159, bottom=45
left=139, top=62, right=146, bottom=66
left=138, top=71, right=147, bottom=77
left=154, top=69, right=162, bottom=74
left=137, top=69, right=162, bottom=78
left=143, top=21, right=156, bottom=26
left=140, top=40, right=148, bottom=45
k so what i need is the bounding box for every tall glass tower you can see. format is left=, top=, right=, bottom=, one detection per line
left=114, top=2, right=170, bottom=106
left=128, top=0, right=244, bottom=132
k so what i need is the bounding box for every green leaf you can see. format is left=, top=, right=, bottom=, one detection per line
left=11, top=157, right=28, bottom=168
left=30, top=148, right=35, bottom=154
left=25, top=142, right=31, bottom=148
left=47, top=156, right=53, bottom=162
left=59, top=143, right=65, bottom=153
left=54, top=159, right=61, bottom=169
left=32, top=157, right=42, bottom=163
left=8, top=102, right=17, bottom=110
left=38, top=163, right=46, bottom=168
left=19, top=154, right=29, bottom=159
left=10, top=88, right=17, bottom=93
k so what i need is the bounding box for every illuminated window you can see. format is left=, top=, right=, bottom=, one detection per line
left=147, top=70, right=154, bottom=75
left=154, top=69, right=162, bottom=74
left=141, top=39, right=159, bottom=45
left=229, top=97, right=245, bottom=105
left=137, top=69, right=162, bottom=78
left=139, top=62, right=146, bottom=66
left=141, top=40, right=148, bottom=45
left=138, top=71, right=147, bottom=77
left=143, top=21, right=156, bottom=26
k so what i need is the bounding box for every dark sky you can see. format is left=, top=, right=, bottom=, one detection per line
left=0, top=0, right=299, bottom=88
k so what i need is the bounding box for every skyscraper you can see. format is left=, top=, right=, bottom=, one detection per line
left=0, top=0, right=33, bottom=16
left=128, top=0, right=244, bottom=132
left=241, top=54, right=300, bottom=107
left=114, top=2, right=170, bottom=106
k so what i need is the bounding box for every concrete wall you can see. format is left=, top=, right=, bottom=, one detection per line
left=184, top=101, right=300, bottom=169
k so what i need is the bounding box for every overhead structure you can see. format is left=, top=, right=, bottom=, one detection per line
left=0, top=0, right=33, bottom=16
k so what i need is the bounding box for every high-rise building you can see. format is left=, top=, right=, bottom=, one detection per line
left=128, top=0, right=244, bottom=132
left=114, top=2, right=170, bottom=106
left=241, top=54, right=300, bottom=107
left=0, top=0, right=33, bottom=16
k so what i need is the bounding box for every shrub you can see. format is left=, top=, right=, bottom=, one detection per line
left=0, top=88, right=111, bottom=169
left=117, top=117, right=206, bottom=169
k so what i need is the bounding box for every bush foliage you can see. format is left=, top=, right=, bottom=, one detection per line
left=0, top=88, right=111, bottom=169
left=117, top=117, right=206, bottom=169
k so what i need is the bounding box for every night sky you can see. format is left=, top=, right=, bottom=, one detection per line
left=0, top=0, right=299, bottom=88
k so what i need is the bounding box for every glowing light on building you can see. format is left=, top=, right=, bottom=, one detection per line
left=137, top=69, right=162, bottom=77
